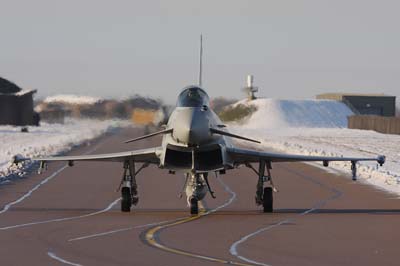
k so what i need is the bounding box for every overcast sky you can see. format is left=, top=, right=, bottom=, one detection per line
left=1, top=0, right=399, bottom=103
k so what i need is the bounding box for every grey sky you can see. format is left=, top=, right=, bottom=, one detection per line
left=1, top=0, right=399, bottom=104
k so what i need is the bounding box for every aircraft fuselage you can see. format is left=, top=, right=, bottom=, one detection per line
left=159, top=86, right=233, bottom=173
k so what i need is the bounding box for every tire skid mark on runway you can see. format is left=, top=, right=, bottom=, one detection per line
left=142, top=178, right=257, bottom=266
left=0, top=198, right=121, bottom=231
left=47, top=251, right=82, bottom=266
left=0, top=140, right=105, bottom=215
left=229, top=166, right=343, bottom=266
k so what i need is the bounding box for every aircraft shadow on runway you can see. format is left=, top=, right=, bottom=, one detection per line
left=7, top=207, right=400, bottom=215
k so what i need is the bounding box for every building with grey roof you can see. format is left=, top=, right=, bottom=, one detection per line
left=316, top=93, right=396, bottom=117
left=0, top=77, right=39, bottom=126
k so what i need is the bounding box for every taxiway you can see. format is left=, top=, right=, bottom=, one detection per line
left=0, top=127, right=399, bottom=266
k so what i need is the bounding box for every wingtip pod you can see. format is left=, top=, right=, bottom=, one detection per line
left=377, top=155, right=386, bottom=166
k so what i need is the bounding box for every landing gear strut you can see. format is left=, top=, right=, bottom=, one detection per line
left=118, top=160, right=148, bottom=212
left=183, top=172, right=215, bottom=215
left=246, top=160, right=276, bottom=213
left=203, top=173, right=216, bottom=199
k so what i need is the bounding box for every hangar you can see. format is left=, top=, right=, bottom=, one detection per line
left=0, top=77, right=39, bottom=126
left=316, top=93, right=396, bottom=117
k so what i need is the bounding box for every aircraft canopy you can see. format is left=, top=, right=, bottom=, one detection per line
left=177, top=86, right=209, bottom=107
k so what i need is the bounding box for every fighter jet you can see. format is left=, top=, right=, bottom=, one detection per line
left=31, top=37, right=385, bottom=214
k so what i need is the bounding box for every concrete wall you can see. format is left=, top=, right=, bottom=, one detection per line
left=348, top=115, right=400, bottom=135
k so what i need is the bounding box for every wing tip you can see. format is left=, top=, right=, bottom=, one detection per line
left=377, top=155, right=386, bottom=166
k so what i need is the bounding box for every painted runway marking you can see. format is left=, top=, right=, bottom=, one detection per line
left=68, top=215, right=188, bottom=242
left=68, top=195, right=209, bottom=242
left=229, top=167, right=343, bottom=266
left=47, top=251, right=82, bottom=266
left=69, top=177, right=237, bottom=243
left=0, top=198, right=120, bottom=231
left=0, top=165, right=68, bottom=215
left=142, top=178, right=257, bottom=266
left=0, top=142, right=104, bottom=215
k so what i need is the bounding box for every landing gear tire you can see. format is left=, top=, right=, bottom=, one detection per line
left=121, top=187, right=132, bottom=212
left=190, top=197, right=199, bottom=215
left=263, top=187, right=273, bottom=213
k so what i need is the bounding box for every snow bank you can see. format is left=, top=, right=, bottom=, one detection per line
left=239, top=98, right=353, bottom=129
left=230, top=98, right=400, bottom=196
left=0, top=119, right=130, bottom=181
left=43, top=95, right=102, bottom=105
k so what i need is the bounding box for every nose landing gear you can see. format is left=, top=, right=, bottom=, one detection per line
left=190, top=197, right=199, bottom=215
left=183, top=172, right=216, bottom=215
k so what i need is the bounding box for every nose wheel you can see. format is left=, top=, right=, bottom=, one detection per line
left=184, top=173, right=211, bottom=215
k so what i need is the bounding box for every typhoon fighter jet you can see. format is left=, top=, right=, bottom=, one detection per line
left=29, top=37, right=385, bottom=215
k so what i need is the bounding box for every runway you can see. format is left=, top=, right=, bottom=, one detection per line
left=0, top=127, right=399, bottom=266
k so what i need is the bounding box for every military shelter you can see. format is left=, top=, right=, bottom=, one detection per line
left=0, top=77, right=39, bottom=126
left=316, top=93, right=396, bottom=117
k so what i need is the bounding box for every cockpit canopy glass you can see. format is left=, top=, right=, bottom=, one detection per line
left=177, top=86, right=210, bottom=107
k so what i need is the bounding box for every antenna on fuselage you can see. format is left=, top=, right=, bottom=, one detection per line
left=199, top=34, right=203, bottom=87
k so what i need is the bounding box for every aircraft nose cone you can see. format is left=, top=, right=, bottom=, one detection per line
left=172, top=108, right=210, bottom=145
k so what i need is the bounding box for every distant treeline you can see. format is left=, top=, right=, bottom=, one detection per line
left=211, top=97, right=258, bottom=122
left=36, top=95, right=163, bottom=122
left=37, top=95, right=245, bottom=124
left=218, top=103, right=257, bottom=122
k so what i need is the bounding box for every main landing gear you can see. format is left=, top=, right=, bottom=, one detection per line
left=246, top=161, right=277, bottom=213
left=118, top=160, right=148, bottom=212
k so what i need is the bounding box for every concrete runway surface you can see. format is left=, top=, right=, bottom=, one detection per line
left=0, top=127, right=399, bottom=266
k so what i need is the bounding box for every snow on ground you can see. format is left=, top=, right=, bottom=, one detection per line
left=230, top=98, right=400, bottom=196
left=239, top=98, right=354, bottom=128
left=43, top=95, right=103, bottom=105
left=0, top=119, right=130, bottom=181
